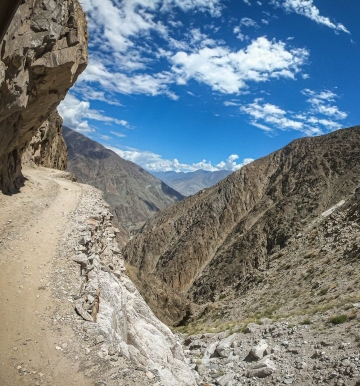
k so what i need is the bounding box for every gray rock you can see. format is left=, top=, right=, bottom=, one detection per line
left=247, top=357, right=277, bottom=378
left=245, top=339, right=268, bottom=362
left=217, top=372, right=236, bottom=386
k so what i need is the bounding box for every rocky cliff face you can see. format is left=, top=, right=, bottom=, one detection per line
left=22, top=109, right=68, bottom=170
left=0, top=0, right=88, bottom=193
left=123, top=126, right=360, bottom=325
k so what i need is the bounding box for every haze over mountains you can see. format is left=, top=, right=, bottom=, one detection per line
left=124, top=126, right=360, bottom=325
left=151, top=169, right=232, bottom=196
left=63, top=127, right=184, bottom=234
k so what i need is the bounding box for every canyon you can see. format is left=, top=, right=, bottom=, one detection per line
left=1, top=1, right=360, bottom=386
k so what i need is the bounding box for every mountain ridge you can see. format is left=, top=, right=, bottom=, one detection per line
left=123, top=126, right=360, bottom=325
left=151, top=169, right=232, bottom=196
left=63, top=127, right=185, bottom=235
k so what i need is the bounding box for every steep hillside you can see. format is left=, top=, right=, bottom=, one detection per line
left=0, top=0, right=88, bottom=193
left=152, top=169, right=232, bottom=196
left=123, top=126, right=360, bottom=325
left=63, top=127, right=184, bottom=234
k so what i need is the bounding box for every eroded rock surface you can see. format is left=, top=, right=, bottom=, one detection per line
left=123, top=126, right=360, bottom=325
left=0, top=0, right=87, bottom=193
left=22, top=109, right=68, bottom=170
left=58, top=184, right=196, bottom=386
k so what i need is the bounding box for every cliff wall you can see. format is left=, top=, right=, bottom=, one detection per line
left=22, top=109, right=68, bottom=170
left=0, top=0, right=87, bottom=193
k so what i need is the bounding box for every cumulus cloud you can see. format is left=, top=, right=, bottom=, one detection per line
left=76, top=0, right=224, bottom=102
left=240, top=17, right=259, bottom=28
left=107, top=146, right=253, bottom=172
left=241, top=99, right=310, bottom=133
left=241, top=89, right=347, bottom=135
left=272, top=0, right=350, bottom=34
left=79, top=59, right=178, bottom=99
left=171, top=37, right=309, bottom=94
left=302, top=89, right=348, bottom=120
left=58, top=94, right=129, bottom=133
left=233, top=17, right=258, bottom=41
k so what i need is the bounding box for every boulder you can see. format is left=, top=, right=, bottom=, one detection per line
left=247, top=357, right=277, bottom=378
left=245, top=339, right=268, bottom=361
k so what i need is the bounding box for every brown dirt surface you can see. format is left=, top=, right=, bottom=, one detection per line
left=0, top=166, right=91, bottom=386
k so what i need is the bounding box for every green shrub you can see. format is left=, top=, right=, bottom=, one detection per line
left=329, top=315, right=348, bottom=324
left=300, top=318, right=311, bottom=325
left=319, top=287, right=329, bottom=296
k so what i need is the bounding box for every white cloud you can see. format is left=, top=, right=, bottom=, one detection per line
left=77, top=0, right=223, bottom=102
left=58, top=94, right=129, bottom=132
left=233, top=18, right=258, bottom=41
left=241, top=89, right=347, bottom=136
left=224, top=101, right=239, bottom=106
left=171, top=37, right=309, bottom=94
left=233, top=26, right=246, bottom=41
left=272, top=0, right=350, bottom=34
left=99, top=134, right=112, bottom=141
left=107, top=146, right=253, bottom=172
left=241, top=99, right=309, bottom=132
left=72, top=84, right=124, bottom=106
left=240, top=17, right=259, bottom=28
left=111, top=131, right=127, bottom=138
left=160, top=0, right=222, bottom=16
left=302, top=89, right=348, bottom=120
left=79, top=59, right=178, bottom=99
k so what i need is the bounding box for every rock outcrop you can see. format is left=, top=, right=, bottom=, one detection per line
left=0, top=0, right=88, bottom=193
left=60, top=183, right=196, bottom=386
left=123, top=126, right=360, bottom=325
left=22, top=109, right=68, bottom=170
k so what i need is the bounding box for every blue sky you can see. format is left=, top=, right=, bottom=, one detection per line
left=59, top=0, right=360, bottom=172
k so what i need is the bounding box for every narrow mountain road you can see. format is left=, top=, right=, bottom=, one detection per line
left=0, top=167, right=91, bottom=386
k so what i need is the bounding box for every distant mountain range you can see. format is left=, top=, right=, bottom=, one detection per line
left=151, top=169, right=232, bottom=196
left=63, top=127, right=184, bottom=236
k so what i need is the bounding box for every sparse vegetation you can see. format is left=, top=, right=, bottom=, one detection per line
left=329, top=315, right=348, bottom=324
left=319, top=287, right=329, bottom=296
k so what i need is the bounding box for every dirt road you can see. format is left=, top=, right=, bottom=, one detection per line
left=0, top=167, right=91, bottom=386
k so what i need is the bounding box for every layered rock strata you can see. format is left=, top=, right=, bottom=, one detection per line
left=0, top=0, right=87, bottom=193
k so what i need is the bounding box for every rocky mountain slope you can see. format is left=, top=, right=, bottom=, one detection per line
left=152, top=169, right=232, bottom=196
left=178, top=176, right=360, bottom=385
left=0, top=0, right=88, bottom=193
left=123, top=126, right=360, bottom=326
left=63, top=127, right=184, bottom=234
